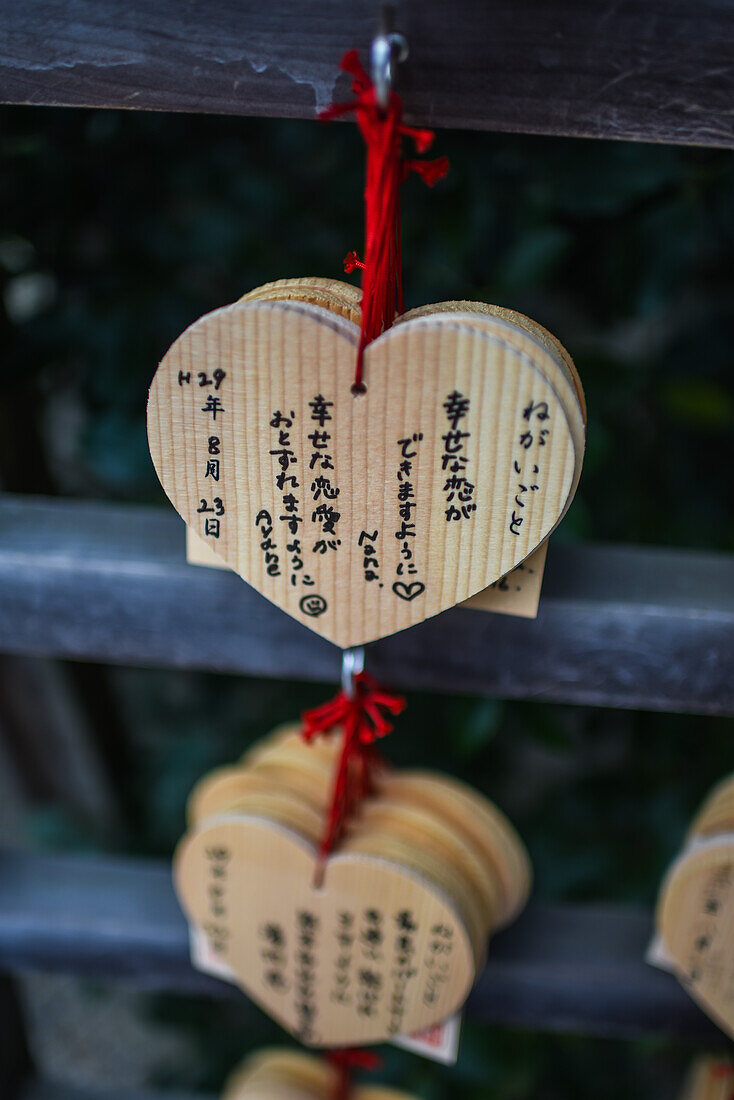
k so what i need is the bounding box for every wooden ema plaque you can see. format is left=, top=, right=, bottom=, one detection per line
left=223, top=1047, right=417, bottom=1100
left=148, top=298, right=583, bottom=647
left=679, top=1057, right=734, bottom=1100
left=175, top=725, right=531, bottom=1048
left=658, top=840, right=734, bottom=1040
left=655, top=774, right=734, bottom=1040
left=174, top=815, right=475, bottom=1047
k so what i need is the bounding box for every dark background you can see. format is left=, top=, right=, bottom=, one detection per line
left=0, top=105, right=733, bottom=1097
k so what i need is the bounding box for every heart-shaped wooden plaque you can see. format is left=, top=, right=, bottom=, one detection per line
left=148, top=300, right=580, bottom=646
left=658, top=839, right=734, bottom=1040
left=174, top=815, right=475, bottom=1046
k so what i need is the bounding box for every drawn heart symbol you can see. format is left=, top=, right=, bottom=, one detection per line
left=148, top=300, right=582, bottom=647
left=392, top=581, right=425, bottom=602
left=174, top=815, right=476, bottom=1047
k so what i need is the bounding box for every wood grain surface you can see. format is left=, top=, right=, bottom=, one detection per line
left=657, top=839, right=734, bottom=1041
left=148, top=300, right=579, bottom=646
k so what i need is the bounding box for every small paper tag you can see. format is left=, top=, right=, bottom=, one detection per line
left=392, top=1012, right=462, bottom=1065
left=646, top=931, right=676, bottom=972
left=187, top=527, right=229, bottom=570
left=190, top=923, right=461, bottom=1061
left=187, top=527, right=548, bottom=620
left=462, top=540, right=548, bottom=619
left=190, top=924, right=237, bottom=981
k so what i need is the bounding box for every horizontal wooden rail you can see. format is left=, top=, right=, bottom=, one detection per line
left=2, top=1, right=734, bottom=147
left=0, top=849, right=722, bottom=1043
left=22, top=1086, right=210, bottom=1100
left=0, top=495, right=733, bottom=714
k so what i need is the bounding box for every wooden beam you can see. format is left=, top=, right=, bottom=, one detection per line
left=2, top=1, right=734, bottom=146
left=22, top=1085, right=211, bottom=1100
left=0, top=849, right=722, bottom=1042
left=0, top=495, right=732, bottom=714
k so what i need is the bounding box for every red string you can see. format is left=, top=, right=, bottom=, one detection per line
left=302, top=671, right=405, bottom=868
left=325, top=1048, right=382, bottom=1100
left=320, top=49, right=449, bottom=389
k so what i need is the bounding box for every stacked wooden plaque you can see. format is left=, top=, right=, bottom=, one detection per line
left=148, top=278, right=586, bottom=648
left=175, top=723, right=531, bottom=1047
left=653, top=774, right=734, bottom=1040
left=223, top=1048, right=416, bottom=1100
left=678, top=1057, right=734, bottom=1100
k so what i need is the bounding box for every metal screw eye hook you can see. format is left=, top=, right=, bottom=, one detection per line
left=341, top=646, right=365, bottom=699
left=371, top=32, right=409, bottom=110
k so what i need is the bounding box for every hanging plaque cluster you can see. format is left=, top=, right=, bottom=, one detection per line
left=651, top=772, right=734, bottom=1040
left=223, top=1047, right=416, bottom=1100
left=147, top=278, right=585, bottom=647
left=174, top=723, right=531, bottom=1047
left=148, top=34, right=586, bottom=1083
left=678, top=1057, right=734, bottom=1100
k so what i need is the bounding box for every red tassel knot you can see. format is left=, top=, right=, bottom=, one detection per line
left=325, top=1047, right=382, bottom=1100
left=302, top=671, right=405, bottom=864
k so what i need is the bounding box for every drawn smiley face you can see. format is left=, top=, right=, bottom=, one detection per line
left=299, top=594, right=328, bottom=618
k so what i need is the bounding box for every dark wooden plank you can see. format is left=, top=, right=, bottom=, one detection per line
left=2, top=0, right=734, bottom=146
left=0, top=849, right=722, bottom=1042
left=0, top=495, right=733, bottom=715
left=0, top=655, right=118, bottom=822
left=22, top=1085, right=211, bottom=1100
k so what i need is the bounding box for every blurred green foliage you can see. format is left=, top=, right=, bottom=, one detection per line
left=1, top=106, right=733, bottom=1097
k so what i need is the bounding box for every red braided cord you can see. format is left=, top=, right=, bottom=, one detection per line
left=320, top=50, right=448, bottom=388
left=302, top=671, right=405, bottom=863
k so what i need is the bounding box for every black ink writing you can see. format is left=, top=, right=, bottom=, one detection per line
left=394, top=433, right=424, bottom=594
left=269, top=410, right=314, bottom=588
left=358, top=529, right=380, bottom=584
left=308, top=394, right=342, bottom=554
left=442, top=390, right=476, bottom=521
left=255, top=509, right=281, bottom=578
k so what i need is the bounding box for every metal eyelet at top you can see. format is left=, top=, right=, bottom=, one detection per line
left=370, top=31, right=409, bottom=109
left=341, top=646, right=365, bottom=698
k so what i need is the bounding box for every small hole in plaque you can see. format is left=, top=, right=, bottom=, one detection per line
left=351, top=382, right=367, bottom=397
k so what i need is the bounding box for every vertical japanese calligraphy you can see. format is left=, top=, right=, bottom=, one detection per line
left=423, top=922, right=454, bottom=1008
left=179, top=366, right=228, bottom=542
left=259, top=920, right=288, bottom=995
left=388, top=908, right=419, bottom=1036
left=203, top=844, right=230, bottom=958
left=441, top=391, right=476, bottom=521
left=392, top=434, right=426, bottom=602
left=308, top=393, right=343, bottom=556
left=357, top=908, right=385, bottom=1019
left=269, top=409, right=315, bottom=590
left=508, top=399, right=550, bottom=539
left=294, top=909, right=320, bottom=1043
left=329, top=910, right=355, bottom=1007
